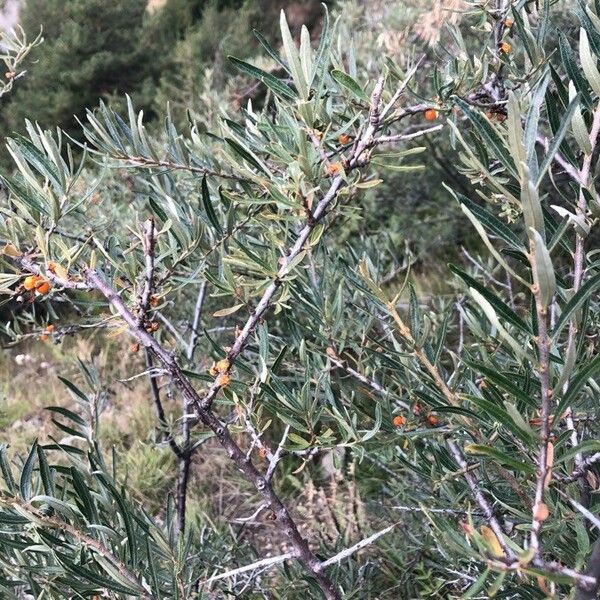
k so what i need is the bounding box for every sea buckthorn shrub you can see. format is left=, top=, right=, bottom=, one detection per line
left=1, top=2, right=600, bottom=599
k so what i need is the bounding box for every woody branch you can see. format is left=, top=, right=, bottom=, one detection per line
left=79, top=72, right=445, bottom=600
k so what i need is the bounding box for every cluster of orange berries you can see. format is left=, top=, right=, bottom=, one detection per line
left=500, top=17, right=514, bottom=55
left=486, top=111, right=507, bottom=123
left=23, top=274, right=51, bottom=295
left=39, top=324, right=55, bottom=342
left=209, top=358, right=231, bottom=387
left=392, top=404, right=440, bottom=429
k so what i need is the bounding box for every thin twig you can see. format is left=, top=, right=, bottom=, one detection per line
left=200, top=552, right=296, bottom=587
left=145, top=350, right=182, bottom=458
left=187, top=280, right=207, bottom=362
left=266, top=425, right=290, bottom=483
left=390, top=504, right=485, bottom=517
left=113, top=154, right=246, bottom=182
left=320, top=523, right=398, bottom=568
left=373, top=124, right=443, bottom=145
left=447, top=440, right=515, bottom=560
left=562, top=452, right=600, bottom=484
left=535, top=134, right=583, bottom=185
left=201, top=522, right=400, bottom=586
left=326, top=351, right=410, bottom=410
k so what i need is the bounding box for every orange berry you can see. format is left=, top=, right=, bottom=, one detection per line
left=424, top=108, right=438, bottom=121
left=35, top=280, right=51, bottom=295
left=392, top=415, right=406, bottom=428
left=326, top=162, right=342, bottom=176
left=39, top=334, right=49, bottom=342
left=426, top=414, right=440, bottom=427
left=23, top=275, right=40, bottom=290
left=533, top=502, right=549, bottom=522
left=258, top=447, right=268, bottom=459
left=504, top=18, right=514, bottom=28
left=215, top=358, right=230, bottom=373
left=46, top=324, right=55, bottom=333
left=338, top=133, right=350, bottom=145
left=216, top=373, right=231, bottom=387
left=130, top=342, right=140, bottom=353
left=500, top=42, right=512, bottom=54
left=5, top=71, right=15, bottom=79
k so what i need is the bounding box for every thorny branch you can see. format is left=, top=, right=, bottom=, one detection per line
left=194, top=78, right=427, bottom=419
left=529, top=261, right=553, bottom=557
left=73, top=73, right=447, bottom=600
left=110, top=153, right=247, bottom=181
left=84, top=267, right=340, bottom=599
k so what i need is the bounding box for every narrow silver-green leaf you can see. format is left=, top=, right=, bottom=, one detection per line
left=530, top=228, right=556, bottom=307
left=330, top=69, right=369, bottom=102
left=520, top=162, right=545, bottom=241
left=280, top=10, right=308, bottom=99
left=507, top=92, right=526, bottom=170
left=228, top=56, right=297, bottom=101
left=570, top=82, right=593, bottom=154
left=580, top=28, right=600, bottom=96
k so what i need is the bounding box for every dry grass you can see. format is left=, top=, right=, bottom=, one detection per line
left=414, top=0, right=466, bottom=46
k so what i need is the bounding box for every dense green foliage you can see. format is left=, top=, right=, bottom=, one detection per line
left=0, top=0, right=161, bottom=143
left=0, top=0, right=325, bottom=149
